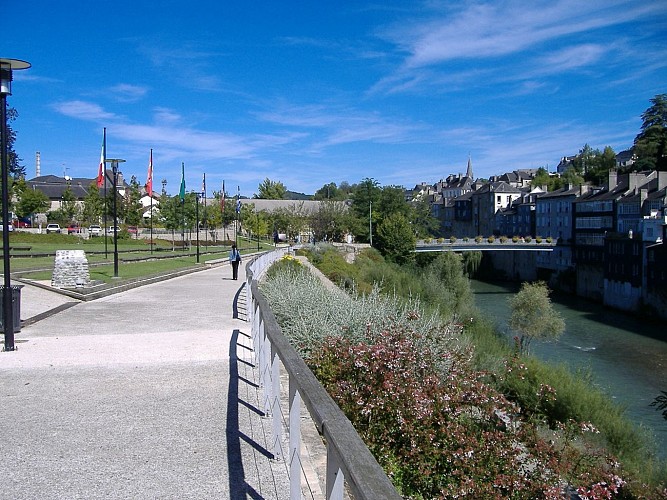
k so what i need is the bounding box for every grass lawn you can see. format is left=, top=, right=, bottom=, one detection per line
left=4, top=232, right=272, bottom=284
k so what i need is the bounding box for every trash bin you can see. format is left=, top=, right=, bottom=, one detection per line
left=0, top=285, right=22, bottom=333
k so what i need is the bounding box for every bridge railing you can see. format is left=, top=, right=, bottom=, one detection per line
left=246, top=249, right=401, bottom=500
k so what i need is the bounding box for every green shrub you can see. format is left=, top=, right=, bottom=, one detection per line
left=487, top=236, right=495, bottom=243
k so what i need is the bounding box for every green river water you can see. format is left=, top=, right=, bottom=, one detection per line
left=471, top=279, right=667, bottom=459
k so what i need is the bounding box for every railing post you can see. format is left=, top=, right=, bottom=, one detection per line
left=262, top=326, right=272, bottom=416
left=326, top=446, right=344, bottom=500
left=253, top=301, right=261, bottom=366
left=271, top=344, right=282, bottom=460
left=289, top=379, right=301, bottom=500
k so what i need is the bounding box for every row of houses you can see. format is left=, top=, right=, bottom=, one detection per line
left=411, top=160, right=666, bottom=314
left=24, top=171, right=159, bottom=223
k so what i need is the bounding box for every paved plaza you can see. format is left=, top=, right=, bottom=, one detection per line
left=0, top=263, right=306, bottom=499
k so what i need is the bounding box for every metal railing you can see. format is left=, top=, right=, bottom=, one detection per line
left=246, top=249, right=401, bottom=500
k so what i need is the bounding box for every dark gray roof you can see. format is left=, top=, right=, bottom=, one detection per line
left=27, top=171, right=128, bottom=200
left=239, top=199, right=347, bottom=214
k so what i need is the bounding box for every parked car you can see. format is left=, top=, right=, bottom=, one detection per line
left=89, top=224, right=102, bottom=236
left=127, top=226, right=138, bottom=235
left=15, top=218, right=31, bottom=228
left=67, top=224, right=81, bottom=234
left=46, top=223, right=61, bottom=234
left=107, top=226, right=120, bottom=236
left=1, top=223, right=13, bottom=232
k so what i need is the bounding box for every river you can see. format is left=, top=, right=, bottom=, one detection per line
left=471, top=279, right=667, bottom=459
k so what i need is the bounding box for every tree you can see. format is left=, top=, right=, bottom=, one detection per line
left=508, top=281, right=565, bottom=354
left=80, top=184, right=104, bottom=225
left=375, top=212, right=416, bottom=265
left=310, top=200, right=350, bottom=241
left=14, top=185, right=50, bottom=219
left=158, top=195, right=183, bottom=232
left=255, top=178, right=287, bottom=199
left=123, top=176, right=144, bottom=226
left=61, top=186, right=79, bottom=222
left=6, top=107, right=26, bottom=179
left=410, top=197, right=440, bottom=238
left=560, top=166, right=584, bottom=187
left=378, top=185, right=410, bottom=220
left=313, top=182, right=345, bottom=201
left=350, top=178, right=381, bottom=242
left=423, top=251, right=474, bottom=318
left=585, top=145, right=616, bottom=185
left=244, top=205, right=270, bottom=240
left=633, top=93, right=667, bottom=171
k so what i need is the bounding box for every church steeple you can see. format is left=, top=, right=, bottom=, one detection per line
left=466, top=154, right=473, bottom=179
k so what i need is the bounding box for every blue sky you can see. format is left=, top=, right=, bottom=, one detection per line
left=4, top=1, right=666, bottom=197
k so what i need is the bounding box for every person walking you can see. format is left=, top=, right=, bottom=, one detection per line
left=229, top=243, right=241, bottom=280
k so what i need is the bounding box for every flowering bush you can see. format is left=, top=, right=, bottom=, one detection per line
left=262, top=249, right=666, bottom=498
left=308, top=327, right=636, bottom=498
left=450, top=236, right=457, bottom=243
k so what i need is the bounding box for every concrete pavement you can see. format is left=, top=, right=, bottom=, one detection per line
left=0, top=263, right=297, bottom=499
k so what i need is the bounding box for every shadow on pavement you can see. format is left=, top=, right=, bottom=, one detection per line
left=227, top=328, right=272, bottom=499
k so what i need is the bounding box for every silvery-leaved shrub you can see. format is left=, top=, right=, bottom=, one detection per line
left=260, top=262, right=468, bottom=376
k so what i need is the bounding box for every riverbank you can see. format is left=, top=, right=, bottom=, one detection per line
left=472, top=279, right=667, bottom=459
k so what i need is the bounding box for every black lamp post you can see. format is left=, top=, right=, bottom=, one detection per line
left=1, top=58, right=30, bottom=352
left=105, top=158, right=125, bottom=278
left=195, top=192, right=200, bottom=263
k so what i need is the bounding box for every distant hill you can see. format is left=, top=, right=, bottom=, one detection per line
left=285, top=190, right=312, bottom=200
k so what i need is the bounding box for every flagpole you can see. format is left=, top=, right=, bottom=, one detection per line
left=149, top=148, right=153, bottom=255
left=202, top=173, right=208, bottom=248
left=221, top=180, right=226, bottom=242
left=180, top=162, right=186, bottom=252
left=235, top=185, right=239, bottom=247
left=102, top=128, right=108, bottom=259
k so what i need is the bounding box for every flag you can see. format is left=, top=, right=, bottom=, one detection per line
left=179, top=162, right=186, bottom=202
left=236, top=186, right=241, bottom=214
left=201, top=173, right=206, bottom=198
left=221, top=181, right=225, bottom=211
left=96, top=128, right=106, bottom=188
left=145, top=149, right=153, bottom=197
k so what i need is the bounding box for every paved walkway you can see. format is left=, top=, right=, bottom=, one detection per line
left=0, top=263, right=295, bottom=499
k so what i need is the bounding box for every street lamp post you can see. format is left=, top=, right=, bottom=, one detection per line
left=105, top=158, right=125, bottom=278
left=1, top=58, right=30, bottom=352
left=195, top=192, right=200, bottom=263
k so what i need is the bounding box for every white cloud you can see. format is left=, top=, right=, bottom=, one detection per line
left=52, top=100, right=118, bottom=121
left=109, top=83, right=148, bottom=102
left=388, top=1, right=663, bottom=67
